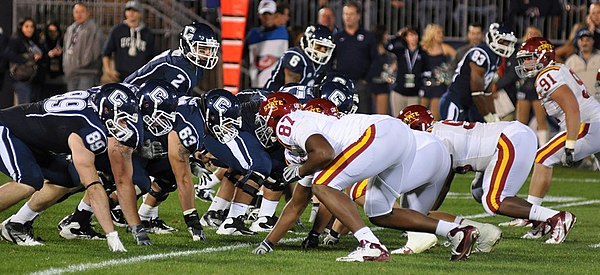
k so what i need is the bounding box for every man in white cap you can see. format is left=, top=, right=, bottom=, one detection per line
left=243, top=0, right=289, bottom=88
left=102, top=0, right=155, bottom=82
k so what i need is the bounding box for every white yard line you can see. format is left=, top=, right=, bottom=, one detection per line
left=31, top=237, right=304, bottom=275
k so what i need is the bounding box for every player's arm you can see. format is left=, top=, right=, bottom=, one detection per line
left=298, top=134, right=336, bottom=177
left=549, top=84, right=581, bottom=145
left=107, top=137, right=141, bottom=227
left=284, top=67, right=302, bottom=84
left=469, top=62, right=497, bottom=122
left=167, top=130, right=195, bottom=211
left=68, top=134, right=116, bottom=234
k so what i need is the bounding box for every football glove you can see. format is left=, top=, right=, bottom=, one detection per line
left=107, top=231, right=127, bottom=252
left=253, top=239, right=274, bottom=255
left=131, top=224, right=152, bottom=246
left=323, top=230, right=340, bottom=246
left=184, top=209, right=206, bottom=241
left=562, top=148, right=575, bottom=167
left=138, top=140, right=166, bottom=159
left=282, top=164, right=302, bottom=183
left=301, top=230, right=320, bottom=249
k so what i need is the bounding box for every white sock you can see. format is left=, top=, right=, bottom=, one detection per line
left=529, top=204, right=560, bottom=221
left=257, top=199, right=278, bottom=217
left=527, top=195, right=544, bottom=206
left=138, top=203, right=158, bottom=221
left=454, top=216, right=464, bottom=224
left=208, top=196, right=231, bottom=212
left=227, top=202, right=248, bottom=219
left=77, top=200, right=93, bottom=212
left=11, top=203, right=40, bottom=224
left=353, top=226, right=380, bottom=244
left=435, top=220, right=458, bottom=237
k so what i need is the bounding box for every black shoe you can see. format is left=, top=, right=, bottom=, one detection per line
left=111, top=208, right=127, bottom=227
left=142, top=218, right=178, bottom=234
left=249, top=215, right=278, bottom=232
left=58, top=214, right=105, bottom=240
left=200, top=210, right=225, bottom=227
left=1, top=216, right=43, bottom=246
left=216, top=216, right=257, bottom=235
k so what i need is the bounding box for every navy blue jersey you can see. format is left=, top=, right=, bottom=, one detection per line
left=0, top=90, right=116, bottom=155
left=279, top=84, right=315, bottom=104
left=264, top=47, right=330, bottom=92
left=124, top=49, right=204, bottom=96
left=448, top=44, right=500, bottom=107
left=173, top=96, right=206, bottom=153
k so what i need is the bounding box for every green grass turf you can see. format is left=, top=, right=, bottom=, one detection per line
left=1, top=167, right=599, bottom=274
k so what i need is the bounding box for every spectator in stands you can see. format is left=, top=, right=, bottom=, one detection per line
left=368, top=25, right=394, bottom=115
left=566, top=28, right=600, bottom=102
left=274, top=2, right=292, bottom=47
left=243, top=0, right=288, bottom=89
left=63, top=2, right=102, bottom=91
left=318, top=6, right=339, bottom=35
left=333, top=1, right=378, bottom=113
left=555, top=23, right=585, bottom=63
left=449, top=22, right=483, bottom=73
left=0, top=26, right=10, bottom=108
left=419, top=23, right=456, bottom=119
left=386, top=26, right=427, bottom=116
left=507, top=0, right=563, bottom=38
left=4, top=17, right=43, bottom=105
left=41, top=21, right=65, bottom=99
left=102, top=1, right=155, bottom=83
left=587, top=2, right=600, bottom=49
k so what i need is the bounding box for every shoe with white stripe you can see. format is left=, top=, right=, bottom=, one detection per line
left=1, top=216, right=43, bottom=246
left=545, top=211, right=576, bottom=244
left=391, top=231, right=437, bottom=254
left=336, top=240, right=390, bottom=262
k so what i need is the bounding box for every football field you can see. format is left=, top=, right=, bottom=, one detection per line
left=1, top=167, right=599, bottom=274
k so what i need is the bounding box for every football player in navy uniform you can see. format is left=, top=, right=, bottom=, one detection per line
left=439, top=23, right=517, bottom=122
left=124, top=22, right=219, bottom=96
left=200, top=89, right=288, bottom=234
left=0, top=84, right=142, bottom=252
left=264, top=24, right=336, bottom=92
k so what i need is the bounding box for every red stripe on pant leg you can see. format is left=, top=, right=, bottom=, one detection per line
left=486, top=134, right=515, bottom=213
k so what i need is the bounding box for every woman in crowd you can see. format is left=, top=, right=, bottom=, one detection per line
left=419, top=23, right=456, bottom=120
left=41, top=21, right=65, bottom=99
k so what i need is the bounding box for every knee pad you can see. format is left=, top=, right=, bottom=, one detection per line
left=232, top=171, right=265, bottom=197
left=155, top=178, right=177, bottom=193
left=148, top=188, right=170, bottom=202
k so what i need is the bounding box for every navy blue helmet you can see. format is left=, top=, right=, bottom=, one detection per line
left=92, top=83, right=140, bottom=142
left=278, top=83, right=314, bottom=103
left=318, top=72, right=356, bottom=94
left=138, top=80, right=179, bottom=136
left=318, top=81, right=358, bottom=115
left=300, top=24, right=336, bottom=65
left=201, top=89, right=242, bottom=143
left=485, top=23, right=517, bottom=58
left=179, top=22, right=220, bottom=69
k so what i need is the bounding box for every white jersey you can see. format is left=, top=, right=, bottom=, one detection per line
left=276, top=111, right=392, bottom=157
left=535, top=63, right=600, bottom=128
left=431, top=120, right=518, bottom=172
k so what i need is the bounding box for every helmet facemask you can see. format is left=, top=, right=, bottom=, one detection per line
left=105, top=107, right=139, bottom=143
left=486, top=23, right=517, bottom=58
left=303, top=37, right=336, bottom=65
left=143, top=106, right=176, bottom=136
left=206, top=109, right=241, bottom=144
left=255, top=112, right=276, bottom=148
left=180, top=37, right=220, bottom=69
left=515, top=51, right=546, bottom=79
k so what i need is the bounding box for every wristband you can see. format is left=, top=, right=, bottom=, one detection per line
left=565, top=139, right=576, bottom=150
left=471, top=90, right=486, bottom=96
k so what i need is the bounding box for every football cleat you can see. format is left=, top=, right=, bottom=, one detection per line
left=473, top=223, right=502, bottom=253
left=391, top=231, right=437, bottom=254
left=521, top=221, right=550, bottom=239
left=200, top=210, right=226, bottom=227
left=447, top=225, right=479, bottom=261
left=1, top=216, right=43, bottom=246
left=545, top=211, right=576, bottom=244
left=111, top=207, right=128, bottom=228
left=216, top=216, right=257, bottom=235
left=323, top=232, right=340, bottom=246
left=195, top=186, right=215, bottom=202
left=336, top=240, right=390, bottom=262
left=58, top=215, right=105, bottom=240
left=498, top=218, right=532, bottom=227
left=245, top=207, right=260, bottom=223
left=249, top=216, right=278, bottom=232
left=142, top=218, right=178, bottom=234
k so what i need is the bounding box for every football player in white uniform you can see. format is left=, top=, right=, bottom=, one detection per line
left=400, top=104, right=578, bottom=244
left=510, top=37, right=600, bottom=238
left=253, top=93, right=479, bottom=262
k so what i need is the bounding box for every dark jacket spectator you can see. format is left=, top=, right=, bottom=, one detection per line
left=41, top=22, right=66, bottom=98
